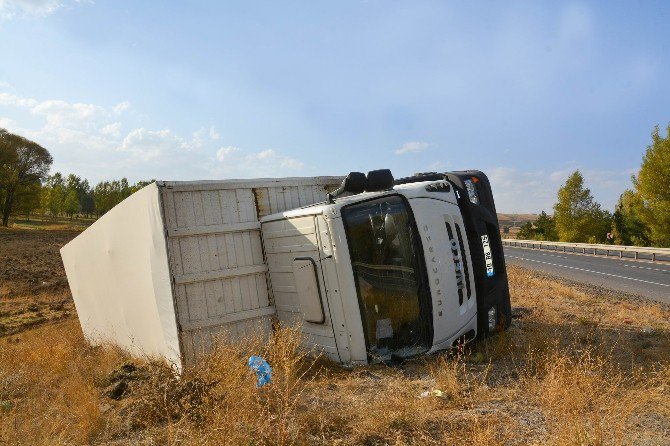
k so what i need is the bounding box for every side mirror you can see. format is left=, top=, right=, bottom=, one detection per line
left=292, top=258, right=325, bottom=324
left=327, top=172, right=367, bottom=202
left=366, top=169, right=394, bottom=192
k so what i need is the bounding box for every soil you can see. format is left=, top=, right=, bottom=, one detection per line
left=0, top=228, right=80, bottom=335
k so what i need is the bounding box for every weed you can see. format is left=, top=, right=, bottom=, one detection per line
left=1, top=266, right=669, bottom=445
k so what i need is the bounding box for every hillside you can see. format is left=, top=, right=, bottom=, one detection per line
left=497, top=213, right=539, bottom=227
left=497, top=213, right=539, bottom=239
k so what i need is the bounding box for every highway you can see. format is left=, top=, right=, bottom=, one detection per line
left=503, top=245, right=670, bottom=304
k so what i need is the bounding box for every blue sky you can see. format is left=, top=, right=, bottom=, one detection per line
left=1, top=1, right=669, bottom=213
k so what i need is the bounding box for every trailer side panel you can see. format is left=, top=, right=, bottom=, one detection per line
left=158, top=177, right=341, bottom=364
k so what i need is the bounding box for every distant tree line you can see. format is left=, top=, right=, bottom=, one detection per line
left=40, top=173, right=153, bottom=220
left=1, top=128, right=152, bottom=227
left=518, top=124, right=670, bottom=247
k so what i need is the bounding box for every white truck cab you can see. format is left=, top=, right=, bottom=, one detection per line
left=261, top=170, right=511, bottom=365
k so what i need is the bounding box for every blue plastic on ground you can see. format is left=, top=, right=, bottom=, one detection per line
left=248, top=356, right=272, bottom=387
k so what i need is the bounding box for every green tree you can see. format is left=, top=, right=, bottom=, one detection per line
left=12, top=179, right=42, bottom=221
left=517, top=211, right=558, bottom=241
left=132, top=180, right=155, bottom=192
left=534, top=211, right=558, bottom=241
left=79, top=179, right=95, bottom=217
left=0, top=129, right=52, bottom=226
left=63, top=188, right=80, bottom=219
left=611, top=190, right=649, bottom=246
left=91, top=177, right=145, bottom=216
left=516, top=221, right=534, bottom=239
left=92, top=181, right=113, bottom=216
left=41, top=173, right=66, bottom=218
left=633, top=124, right=670, bottom=247
left=554, top=170, right=611, bottom=243
left=63, top=174, right=86, bottom=219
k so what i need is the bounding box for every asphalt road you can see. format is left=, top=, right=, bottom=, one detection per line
left=503, top=245, right=670, bottom=304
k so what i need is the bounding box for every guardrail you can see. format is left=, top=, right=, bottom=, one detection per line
left=502, top=239, right=670, bottom=262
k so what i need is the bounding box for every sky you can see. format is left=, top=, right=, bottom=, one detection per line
left=1, top=0, right=669, bottom=213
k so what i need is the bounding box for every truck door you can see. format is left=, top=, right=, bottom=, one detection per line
left=261, top=215, right=341, bottom=362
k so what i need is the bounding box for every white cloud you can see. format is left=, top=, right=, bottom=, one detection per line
left=39, top=126, right=113, bottom=151
left=0, top=88, right=306, bottom=181
left=31, top=99, right=106, bottom=129
left=254, top=149, right=275, bottom=160
left=216, top=145, right=239, bottom=161
left=0, top=92, right=38, bottom=107
left=0, top=91, right=120, bottom=168
left=0, top=116, right=17, bottom=129
left=1, top=92, right=131, bottom=133
left=213, top=147, right=303, bottom=172
left=0, top=0, right=83, bottom=19
left=280, top=158, right=303, bottom=170
left=0, top=0, right=59, bottom=17
left=181, top=128, right=204, bottom=150
left=395, top=141, right=430, bottom=155
left=101, top=122, right=122, bottom=138
left=181, top=126, right=222, bottom=151
left=245, top=149, right=303, bottom=169
left=113, top=101, right=130, bottom=114
left=118, top=128, right=174, bottom=161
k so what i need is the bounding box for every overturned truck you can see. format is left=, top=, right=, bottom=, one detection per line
left=61, top=171, right=511, bottom=369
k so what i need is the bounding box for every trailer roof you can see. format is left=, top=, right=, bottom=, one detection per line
left=156, top=176, right=344, bottom=191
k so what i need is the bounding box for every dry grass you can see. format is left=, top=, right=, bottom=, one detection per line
left=9, top=215, right=93, bottom=232
left=0, top=319, right=126, bottom=445
left=1, top=265, right=670, bottom=445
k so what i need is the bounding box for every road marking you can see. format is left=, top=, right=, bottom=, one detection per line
left=506, top=255, right=670, bottom=288
left=505, top=246, right=670, bottom=274
left=537, top=252, right=568, bottom=259
left=619, top=263, right=670, bottom=274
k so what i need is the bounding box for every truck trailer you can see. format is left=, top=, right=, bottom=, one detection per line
left=60, top=170, right=510, bottom=369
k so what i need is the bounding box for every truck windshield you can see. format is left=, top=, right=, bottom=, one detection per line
left=342, top=195, right=432, bottom=361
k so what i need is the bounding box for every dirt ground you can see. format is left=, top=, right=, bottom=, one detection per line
left=0, top=228, right=79, bottom=335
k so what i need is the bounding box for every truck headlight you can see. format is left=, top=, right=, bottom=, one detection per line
left=487, top=306, right=497, bottom=331
left=464, top=179, right=479, bottom=204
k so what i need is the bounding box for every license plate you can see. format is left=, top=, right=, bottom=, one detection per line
left=481, top=235, right=494, bottom=277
